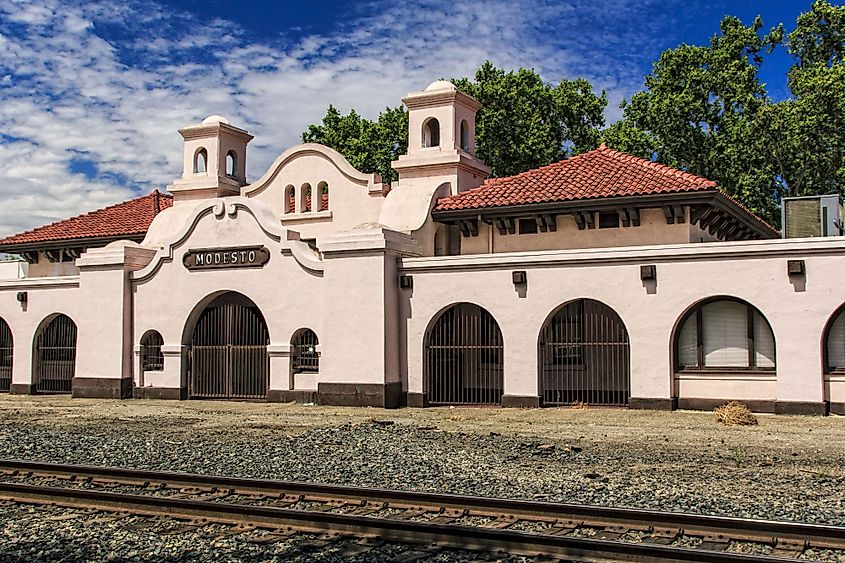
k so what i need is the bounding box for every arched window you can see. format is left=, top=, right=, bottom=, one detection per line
left=225, top=150, right=237, bottom=177
left=140, top=330, right=164, bottom=372
left=194, top=148, right=208, bottom=174
left=460, top=119, right=470, bottom=151
left=0, top=317, right=12, bottom=392
left=286, top=185, right=295, bottom=214
left=301, top=183, right=312, bottom=212
left=825, top=306, right=845, bottom=371
left=675, top=298, right=775, bottom=370
left=318, top=181, right=329, bottom=211
left=422, top=118, right=440, bottom=148
left=291, top=329, right=319, bottom=374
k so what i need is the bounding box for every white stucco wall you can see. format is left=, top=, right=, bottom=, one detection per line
left=400, top=236, right=845, bottom=408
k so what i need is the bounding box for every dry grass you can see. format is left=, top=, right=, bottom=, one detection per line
left=714, top=401, right=758, bottom=426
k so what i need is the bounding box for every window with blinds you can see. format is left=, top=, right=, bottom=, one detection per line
left=826, top=311, right=845, bottom=370
left=675, top=299, right=775, bottom=370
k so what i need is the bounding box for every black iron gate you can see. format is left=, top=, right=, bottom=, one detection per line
left=34, top=314, right=77, bottom=394
left=189, top=299, right=269, bottom=400
left=0, top=318, right=11, bottom=392
left=539, top=299, right=630, bottom=406
left=426, top=303, right=503, bottom=405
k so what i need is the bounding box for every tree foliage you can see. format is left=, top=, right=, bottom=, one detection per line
left=604, top=1, right=845, bottom=226
left=303, top=62, right=606, bottom=183
left=452, top=62, right=606, bottom=177
left=304, top=2, right=845, bottom=228
left=302, top=105, right=408, bottom=184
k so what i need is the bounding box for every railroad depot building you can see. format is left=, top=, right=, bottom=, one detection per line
left=0, top=79, right=844, bottom=414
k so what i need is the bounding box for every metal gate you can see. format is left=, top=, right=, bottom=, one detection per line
left=34, top=314, right=77, bottom=394
left=539, top=299, right=630, bottom=406
left=426, top=303, right=503, bottom=405
left=189, top=299, right=269, bottom=400
left=0, top=318, right=11, bottom=392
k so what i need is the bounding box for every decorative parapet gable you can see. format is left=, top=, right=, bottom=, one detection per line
left=243, top=143, right=386, bottom=198
left=132, top=197, right=324, bottom=282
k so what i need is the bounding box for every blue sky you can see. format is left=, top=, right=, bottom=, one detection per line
left=0, top=0, right=827, bottom=236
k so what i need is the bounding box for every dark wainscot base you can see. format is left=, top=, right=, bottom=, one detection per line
left=72, top=378, right=132, bottom=399
left=9, top=384, right=34, bottom=395
left=317, top=382, right=402, bottom=409
left=502, top=394, right=541, bottom=408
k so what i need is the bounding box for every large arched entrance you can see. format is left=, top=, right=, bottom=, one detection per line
left=33, top=314, right=77, bottom=394
left=538, top=299, right=630, bottom=406
left=425, top=303, right=504, bottom=405
left=187, top=292, right=269, bottom=400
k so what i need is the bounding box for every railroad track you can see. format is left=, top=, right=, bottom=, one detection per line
left=0, top=459, right=840, bottom=562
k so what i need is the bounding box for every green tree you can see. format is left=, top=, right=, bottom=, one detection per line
left=302, top=105, right=408, bottom=184
left=452, top=62, right=606, bottom=177
left=303, top=62, right=607, bottom=182
left=602, top=16, right=783, bottom=222
left=758, top=1, right=845, bottom=201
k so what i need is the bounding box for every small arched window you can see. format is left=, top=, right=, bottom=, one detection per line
left=302, top=183, right=312, bottom=212
left=194, top=148, right=208, bottom=174
left=460, top=119, right=470, bottom=151
left=286, top=185, right=295, bottom=214
left=291, top=329, right=319, bottom=374
left=225, top=150, right=237, bottom=177
left=317, top=181, right=329, bottom=211
left=826, top=307, right=845, bottom=371
left=141, top=330, right=164, bottom=372
left=675, top=299, right=775, bottom=370
left=422, top=118, right=440, bottom=148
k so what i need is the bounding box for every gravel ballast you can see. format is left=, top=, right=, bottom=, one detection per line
left=0, top=396, right=842, bottom=560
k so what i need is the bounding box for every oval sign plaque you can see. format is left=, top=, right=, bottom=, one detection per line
left=183, top=245, right=270, bottom=271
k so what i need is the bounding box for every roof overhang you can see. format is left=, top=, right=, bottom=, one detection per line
left=432, top=191, right=778, bottom=240
left=0, top=233, right=147, bottom=255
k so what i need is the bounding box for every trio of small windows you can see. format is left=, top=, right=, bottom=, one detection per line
left=192, top=148, right=238, bottom=178
left=285, top=182, right=329, bottom=214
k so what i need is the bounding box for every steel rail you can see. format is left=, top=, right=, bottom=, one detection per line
left=0, top=459, right=840, bottom=562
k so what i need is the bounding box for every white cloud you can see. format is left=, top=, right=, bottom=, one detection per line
left=0, top=0, right=676, bottom=237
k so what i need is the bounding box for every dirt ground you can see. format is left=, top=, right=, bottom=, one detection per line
left=0, top=394, right=841, bottom=461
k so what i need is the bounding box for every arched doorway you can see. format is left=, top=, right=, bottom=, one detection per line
left=188, top=292, right=269, bottom=400
left=0, top=317, right=12, bottom=392
left=33, top=314, right=77, bottom=394
left=425, top=303, right=503, bottom=405
left=538, top=299, right=630, bottom=406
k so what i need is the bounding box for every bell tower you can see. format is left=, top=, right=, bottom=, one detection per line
left=169, top=115, right=254, bottom=204
left=392, top=80, right=490, bottom=195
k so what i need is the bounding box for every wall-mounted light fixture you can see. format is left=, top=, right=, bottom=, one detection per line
left=512, top=271, right=527, bottom=285
left=399, top=274, right=413, bottom=289
left=787, top=259, right=805, bottom=276
left=16, top=291, right=27, bottom=304
left=640, top=265, right=657, bottom=281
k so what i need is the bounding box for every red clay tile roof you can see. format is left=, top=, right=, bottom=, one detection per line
left=0, top=190, right=172, bottom=248
left=434, top=144, right=718, bottom=212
